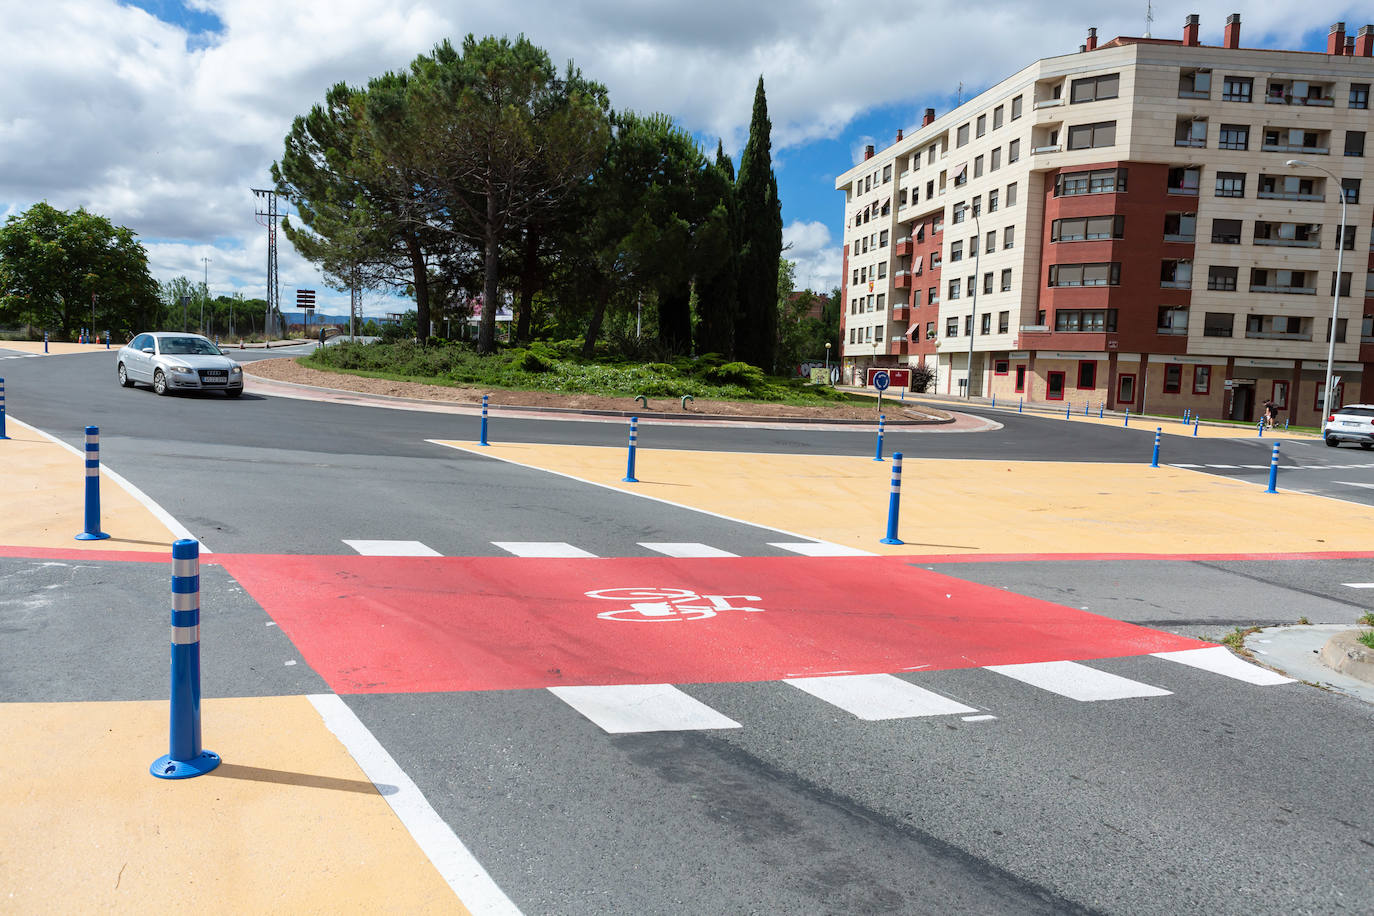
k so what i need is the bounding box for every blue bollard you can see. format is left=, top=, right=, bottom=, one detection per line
left=1257, top=420, right=1264, bottom=438
left=1193, top=415, right=1199, bottom=437
left=1066, top=403, right=1071, bottom=420
left=479, top=393, right=489, bottom=446
left=874, top=414, right=886, bottom=461
left=75, top=426, right=110, bottom=540
left=1084, top=402, right=1089, bottom=416
left=623, top=416, right=639, bottom=483
left=105, top=331, right=110, bottom=350
left=1151, top=427, right=1161, bottom=468
left=1284, top=418, right=1289, bottom=431
left=1098, top=403, right=1104, bottom=419
left=151, top=539, right=221, bottom=779
left=1265, top=442, right=1281, bottom=494
left=43, top=331, right=48, bottom=353
left=0, top=378, right=8, bottom=440
left=991, top=395, right=996, bottom=408
left=1124, top=408, right=1130, bottom=428
left=1018, top=397, right=1023, bottom=413
left=880, top=452, right=904, bottom=545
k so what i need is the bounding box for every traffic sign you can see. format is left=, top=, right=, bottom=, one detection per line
left=296, top=289, right=316, bottom=310
left=870, top=369, right=890, bottom=391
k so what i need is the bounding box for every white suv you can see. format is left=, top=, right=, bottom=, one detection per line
left=1322, top=404, right=1374, bottom=448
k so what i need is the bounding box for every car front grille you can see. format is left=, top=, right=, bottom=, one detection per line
left=198, top=369, right=228, bottom=385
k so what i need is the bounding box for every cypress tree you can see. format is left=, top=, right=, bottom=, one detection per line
left=693, top=140, right=738, bottom=357
left=734, top=76, right=783, bottom=371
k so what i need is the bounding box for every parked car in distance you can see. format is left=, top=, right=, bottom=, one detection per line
left=1321, top=404, right=1374, bottom=448
left=117, top=332, right=244, bottom=397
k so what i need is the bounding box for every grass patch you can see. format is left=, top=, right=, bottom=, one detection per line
left=1357, top=613, right=1374, bottom=627
left=1212, top=626, right=1263, bottom=656
left=1358, top=631, right=1374, bottom=650
left=301, top=339, right=879, bottom=408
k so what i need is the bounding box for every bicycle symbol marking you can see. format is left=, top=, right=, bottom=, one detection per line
left=585, top=587, right=765, bottom=622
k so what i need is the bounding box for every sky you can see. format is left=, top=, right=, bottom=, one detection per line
left=1, top=1, right=1367, bottom=317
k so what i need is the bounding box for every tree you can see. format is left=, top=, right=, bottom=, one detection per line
left=734, top=77, right=783, bottom=371
left=404, top=35, right=611, bottom=354
left=0, top=202, right=159, bottom=338
left=693, top=141, right=738, bottom=357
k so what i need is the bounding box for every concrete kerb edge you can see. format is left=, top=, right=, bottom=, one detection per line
left=244, top=370, right=957, bottom=426
left=1319, top=630, right=1374, bottom=684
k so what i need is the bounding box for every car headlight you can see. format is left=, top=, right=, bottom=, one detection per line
left=169, top=365, right=194, bottom=374
left=230, top=365, right=242, bottom=374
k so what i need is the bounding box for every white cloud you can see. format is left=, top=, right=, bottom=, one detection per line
left=2, top=1, right=1366, bottom=315
left=783, top=220, right=840, bottom=293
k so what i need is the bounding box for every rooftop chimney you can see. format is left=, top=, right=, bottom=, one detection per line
left=1345, top=37, right=1355, bottom=55
left=1183, top=14, right=1200, bottom=47
left=1328, top=22, right=1346, bottom=55
left=1079, top=44, right=1087, bottom=53
left=1223, top=13, right=1240, bottom=49
left=922, top=107, right=935, bottom=127
left=1357, top=24, right=1374, bottom=57
left=864, top=144, right=875, bottom=161
left=896, top=128, right=903, bottom=142
left=1086, top=27, right=1098, bottom=51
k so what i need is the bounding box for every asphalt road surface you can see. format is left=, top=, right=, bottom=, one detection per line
left=3, top=348, right=1371, bottom=915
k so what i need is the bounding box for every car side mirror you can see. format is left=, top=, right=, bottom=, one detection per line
left=141, top=347, right=154, bottom=354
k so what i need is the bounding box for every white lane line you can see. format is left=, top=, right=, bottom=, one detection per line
left=491, top=541, right=597, bottom=558
left=961, top=714, right=998, bottom=722
left=783, top=674, right=977, bottom=720
left=8, top=415, right=208, bottom=550
left=1169, top=463, right=1203, bottom=468
left=1239, top=464, right=1268, bottom=469
left=1205, top=464, right=1241, bottom=469
left=984, top=660, right=1172, bottom=701
left=1333, top=481, right=1374, bottom=490
left=548, top=684, right=740, bottom=733
left=307, top=694, right=521, bottom=915
left=638, top=542, right=739, bottom=558
left=769, top=541, right=877, bottom=557
left=1341, top=582, right=1374, bottom=589
left=1151, top=646, right=1294, bottom=686
left=343, top=539, right=442, bottom=557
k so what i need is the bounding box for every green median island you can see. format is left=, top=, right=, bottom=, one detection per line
left=301, top=339, right=871, bottom=408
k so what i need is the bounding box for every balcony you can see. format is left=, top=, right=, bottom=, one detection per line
left=1157, top=325, right=1189, bottom=336
left=1250, top=284, right=1317, bottom=295
left=1174, top=138, right=1206, bottom=148
left=1163, top=232, right=1196, bottom=243
left=1246, top=331, right=1312, bottom=340
left=1261, top=142, right=1329, bottom=155
left=1032, top=145, right=1062, bottom=156
left=1160, top=280, right=1192, bottom=290
left=1257, top=189, right=1324, bottom=201
left=895, top=238, right=913, bottom=256
left=1254, top=237, right=1319, bottom=248
left=1167, top=185, right=1200, bottom=197
left=894, top=272, right=913, bottom=290
left=1034, top=98, right=1064, bottom=110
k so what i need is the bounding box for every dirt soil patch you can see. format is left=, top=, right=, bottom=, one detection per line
left=243, top=357, right=949, bottom=422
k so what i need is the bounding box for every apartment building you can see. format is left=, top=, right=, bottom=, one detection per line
left=836, top=14, right=1374, bottom=425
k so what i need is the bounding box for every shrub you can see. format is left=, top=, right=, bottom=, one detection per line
left=909, top=362, right=936, bottom=393
left=703, top=361, right=766, bottom=389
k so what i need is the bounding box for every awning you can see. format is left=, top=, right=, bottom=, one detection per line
left=954, top=162, right=968, bottom=179
left=913, top=255, right=923, bottom=273
left=907, top=321, right=921, bottom=339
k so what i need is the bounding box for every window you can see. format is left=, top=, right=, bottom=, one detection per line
left=990, top=147, right=1001, bottom=172
left=1117, top=374, right=1135, bottom=403
left=1346, top=131, right=1365, bottom=157
left=957, top=123, right=970, bottom=147
left=1008, top=139, right=1020, bottom=163
left=1168, top=166, right=1200, bottom=195
left=974, top=155, right=984, bottom=178
left=1003, top=225, right=1015, bottom=249
left=976, top=114, right=987, bottom=138
left=1175, top=118, right=1208, bottom=147
left=1222, top=75, right=1253, bottom=103
left=1011, top=95, right=1023, bottom=119
left=950, top=241, right=963, bottom=262
left=1067, top=121, right=1116, bottom=149
left=1054, top=309, right=1118, bottom=331
left=1193, top=365, right=1211, bottom=395
left=925, top=321, right=935, bottom=339
left=1077, top=361, right=1097, bottom=390
left=964, top=314, right=973, bottom=336
left=1006, top=182, right=1017, bottom=206
left=864, top=176, right=871, bottom=193
left=1163, top=365, right=1182, bottom=394
left=1336, top=225, right=1357, bottom=250
left=1179, top=68, right=1211, bottom=98
left=852, top=268, right=860, bottom=285
left=1046, top=371, right=1066, bottom=400
left=877, top=262, right=887, bottom=278
left=1218, top=124, right=1249, bottom=150
left=1207, top=267, right=1238, bottom=291
left=1203, top=311, right=1236, bottom=336
left=1273, top=380, right=1289, bottom=409
left=1211, top=219, right=1242, bottom=244
left=1015, top=366, right=1027, bottom=392
left=1001, top=269, right=1013, bottom=291
left=952, top=205, right=965, bottom=225
left=945, top=317, right=958, bottom=337
left=988, top=188, right=999, bottom=211
left=879, top=229, right=889, bottom=247
left=900, top=189, right=908, bottom=207
left=998, top=310, right=1010, bottom=333
left=1162, top=212, right=1195, bottom=241
left=1055, top=167, right=1127, bottom=196
left=993, top=105, right=1004, bottom=129
left=928, top=286, right=937, bottom=304
left=986, top=230, right=996, bottom=254
left=1250, top=268, right=1314, bottom=293
left=1343, top=178, right=1362, bottom=204
left=1215, top=172, right=1245, bottom=197
left=883, top=164, right=892, bottom=183
left=1160, top=260, right=1192, bottom=288
left=995, top=359, right=1009, bottom=375
left=1326, top=317, right=1349, bottom=343
left=983, top=273, right=993, bottom=295
left=1048, top=262, right=1121, bottom=287
left=1053, top=215, right=1125, bottom=241
left=876, top=293, right=885, bottom=308
left=1158, top=306, right=1189, bottom=335
left=1071, top=73, right=1120, bottom=103
left=1351, top=83, right=1370, bottom=109
left=981, top=312, right=992, bottom=334
left=928, top=145, right=936, bottom=165
left=948, top=279, right=961, bottom=300
left=1330, top=272, right=1353, bottom=297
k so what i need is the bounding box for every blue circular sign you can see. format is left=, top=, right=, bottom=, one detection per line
left=872, top=370, right=890, bottom=391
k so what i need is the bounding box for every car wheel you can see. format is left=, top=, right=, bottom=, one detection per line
left=153, top=369, right=169, bottom=396
left=1325, top=435, right=1340, bottom=447
left=1361, top=442, right=1373, bottom=450
left=224, top=387, right=243, bottom=399
left=117, top=363, right=133, bottom=388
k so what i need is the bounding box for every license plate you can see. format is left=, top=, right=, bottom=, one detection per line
left=1343, top=421, right=1361, bottom=427
left=202, top=371, right=226, bottom=377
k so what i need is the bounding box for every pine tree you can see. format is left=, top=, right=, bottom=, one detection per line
left=733, top=76, right=783, bottom=371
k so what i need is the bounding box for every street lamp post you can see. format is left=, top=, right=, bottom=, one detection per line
left=1286, top=159, right=1347, bottom=417
left=201, top=257, right=210, bottom=337
left=958, top=200, right=981, bottom=398
left=825, top=340, right=831, bottom=371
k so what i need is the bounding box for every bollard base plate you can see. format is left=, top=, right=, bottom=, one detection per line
left=622, top=476, right=638, bottom=483
left=75, top=531, right=111, bottom=541
left=150, top=749, right=221, bottom=780
left=880, top=537, right=904, bottom=545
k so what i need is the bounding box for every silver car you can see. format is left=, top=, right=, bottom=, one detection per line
left=1321, top=403, right=1374, bottom=448
left=117, top=332, right=244, bottom=397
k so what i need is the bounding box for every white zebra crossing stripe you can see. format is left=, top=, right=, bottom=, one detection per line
left=639, top=542, right=739, bottom=558
left=769, top=542, right=876, bottom=557
left=784, top=674, right=977, bottom=720
left=343, top=539, right=442, bottom=556
left=548, top=684, right=740, bottom=733
left=1341, top=582, right=1374, bottom=589
left=1151, top=646, right=1294, bottom=685
left=1205, top=464, right=1241, bottom=469
left=1334, top=481, right=1374, bottom=490
left=492, top=541, right=598, bottom=558
left=984, top=661, right=1172, bottom=701
left=1169, top=463, right=1202, bottom=468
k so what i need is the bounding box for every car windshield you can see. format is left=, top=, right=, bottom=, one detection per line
left=158, top=337, right=221, bottom=356
left=1335, top=407, right=1374, bottom=418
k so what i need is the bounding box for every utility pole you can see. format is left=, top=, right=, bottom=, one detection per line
left=251, top=189, right=282, bottom=340
left=201, top=256, right=210, bottom=337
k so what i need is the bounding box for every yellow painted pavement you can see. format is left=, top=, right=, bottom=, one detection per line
left=0, top=339, right=113, bottom=355
left=985, top=407, right=1321, bottom=440
left=0, top=422, right=179, bottom=552
left=0, top=696, right=466, bottom=913
left=440, top=440, right=1374, bottom=556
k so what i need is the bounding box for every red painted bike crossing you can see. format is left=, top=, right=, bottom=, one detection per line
left=216, top=555, right=1207, bottom=694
